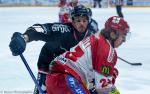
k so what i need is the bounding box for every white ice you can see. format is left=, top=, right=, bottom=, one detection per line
left=0, top=7, right=150, bottom=94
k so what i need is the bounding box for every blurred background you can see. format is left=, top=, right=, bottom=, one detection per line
left=0, top=0, right=150, bottom=7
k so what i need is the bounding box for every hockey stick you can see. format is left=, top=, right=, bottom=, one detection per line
left=118, top=56, right=142, bottom=66
left=20, top=54, right=44, bottom=94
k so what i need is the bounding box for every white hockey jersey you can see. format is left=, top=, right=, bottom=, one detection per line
left=51, top=33, right=118, bottom=93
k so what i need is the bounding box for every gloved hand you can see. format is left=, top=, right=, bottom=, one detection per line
left=34, top=72, right=47, bottom=94
left=112, top=68, right=119, bottom=85
left=108, top=88, right=120, bottom=94
left=9, top=32, right=26, bottom=56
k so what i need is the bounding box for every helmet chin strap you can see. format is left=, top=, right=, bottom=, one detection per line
left=109, top=39, right=115, bottom=48
left=109, top=30, right=119, bottom=48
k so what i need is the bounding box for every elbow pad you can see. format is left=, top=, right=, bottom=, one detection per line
left=24, top=24, right=47, bottom=42
left=33, top=24, right=53, bottom=35
left=32, top=24, right=47, bottom=34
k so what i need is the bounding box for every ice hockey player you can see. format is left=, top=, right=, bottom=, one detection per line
left=9, top=5, right=98, bottom=94
left=58, top=0, right=78, bottom=23
left=46, top=16, right=130, bottom=94
left=93, top=0, right=102, bottom=8
left=58, top=0, right=67, bottom=7
left=58, top=0, right=99, bottom=34
left=115, top=0, right=124, bottom=18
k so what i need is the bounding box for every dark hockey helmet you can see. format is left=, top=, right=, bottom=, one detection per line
left=71, top=0, right=78, bottom=3
left=87, top=8, right=92, bottom=17
left=104, top=16, right=129, bottom=34
left=71, top=5, right=90, bottom=21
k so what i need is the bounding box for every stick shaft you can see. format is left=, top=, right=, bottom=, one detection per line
left=20, top=54, right=44, bottom=94
left=118, top=56, right=142, bottom=66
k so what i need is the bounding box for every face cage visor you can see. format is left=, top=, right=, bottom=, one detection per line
left=117, top=28, right=131, bottom=42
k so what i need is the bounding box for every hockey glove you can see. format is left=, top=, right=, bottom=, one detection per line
left=33, top=72, right=47, bottom=94
left=9, top=32, right=26, bottom=56
left=108, top=88, right=120, bottom=94
left=112, top=68, right=119, bottom=85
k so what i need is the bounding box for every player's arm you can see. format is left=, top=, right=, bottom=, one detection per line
left=23, top=23, right=56, bottom=42
left=9, top=23, right=64, bottom=56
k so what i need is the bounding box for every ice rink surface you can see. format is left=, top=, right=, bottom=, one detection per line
left=0, top=7, right=150, bottom=94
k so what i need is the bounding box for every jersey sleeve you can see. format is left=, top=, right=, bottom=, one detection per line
left=23, top=23, right=71, bottom=42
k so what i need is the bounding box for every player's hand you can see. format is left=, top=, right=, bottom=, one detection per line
left=109, top=88, right=120, bottom=94
left=9, top=32, right=26, bottom=56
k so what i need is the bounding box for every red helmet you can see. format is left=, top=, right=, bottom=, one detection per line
left=105, top=16, right=129, bottom=33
